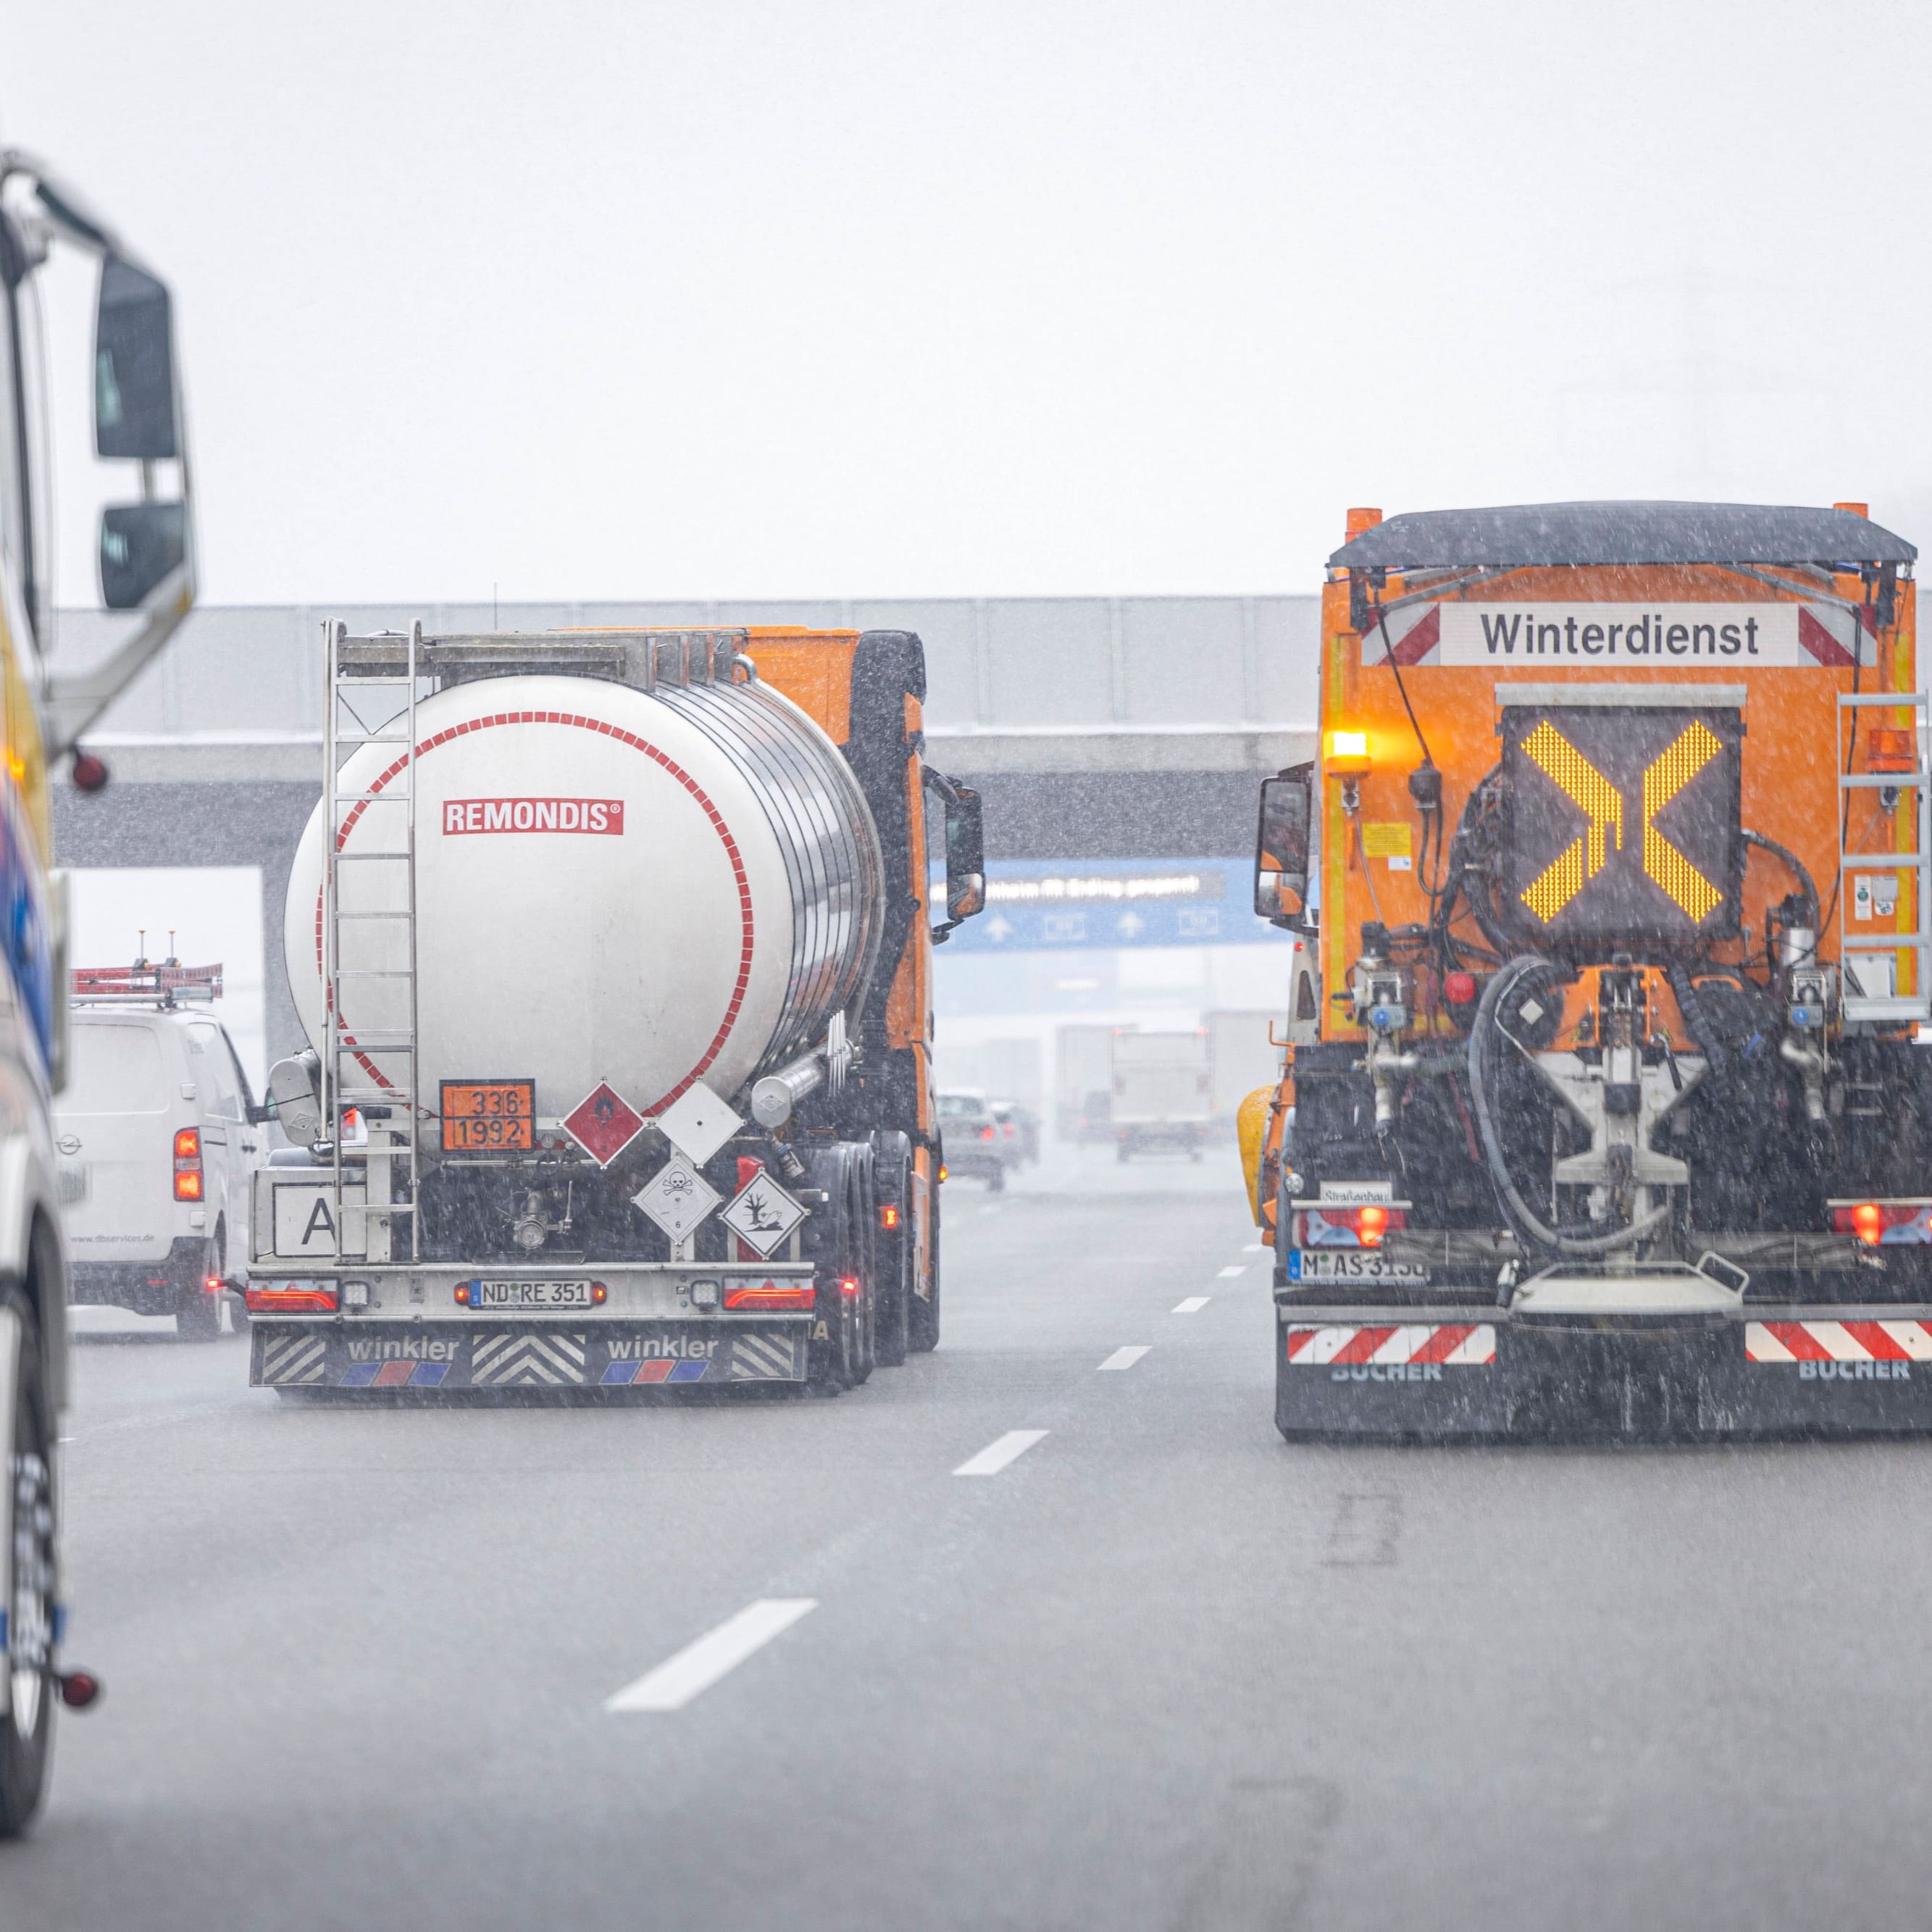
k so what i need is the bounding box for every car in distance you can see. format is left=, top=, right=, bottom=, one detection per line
left=937, top=1089, right=1010, bottom=1190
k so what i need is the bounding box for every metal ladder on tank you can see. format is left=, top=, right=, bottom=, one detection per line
left=322, top=618, right=422, bottom=1265
left=1837, top=687, right=1932, bottom=1029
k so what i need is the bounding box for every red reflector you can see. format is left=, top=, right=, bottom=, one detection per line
left=174, top=1127, right=200, bottom=1160
left=245, top=1284, right=340, bottom=1313
left=1444, top=971, right=1478, bottom=1006
left=723, top=1281, right=815, bottom=1310
left=879, top=1204, right=900, bottom=1229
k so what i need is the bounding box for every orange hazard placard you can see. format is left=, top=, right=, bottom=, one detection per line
left=440, top=1079, right=536, bottom=1152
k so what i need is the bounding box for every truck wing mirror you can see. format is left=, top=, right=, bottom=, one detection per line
left=100, top=501, right=187, bottom=610
left=926, top=771, right=986, bottom=943
left=1255, top=764, right=1313, bottom=928
left=94, top=256, right=178, bottom=460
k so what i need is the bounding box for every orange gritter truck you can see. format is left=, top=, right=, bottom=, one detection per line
left=1244, top=500, right=1932, bottom=1439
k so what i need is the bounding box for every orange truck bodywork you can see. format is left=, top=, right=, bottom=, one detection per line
left=1313, top=546, right=1918, bottom=1051
left=1251, top=500, right=1932, bottom=1442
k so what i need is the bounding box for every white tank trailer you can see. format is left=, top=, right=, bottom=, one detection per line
left=246, top=624, right=985, bottom=1397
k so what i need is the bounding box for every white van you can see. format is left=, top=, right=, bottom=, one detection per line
left=56, top=994, right=264, bottom=1339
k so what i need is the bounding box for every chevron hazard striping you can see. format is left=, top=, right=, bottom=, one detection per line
left=472, top=1331, right=588, bottom=1387
left=729, top=1331, right=798, bottom=1381
left=1284, top=1324, right=1495, bottom=1366
left=1746, top=1320, right=1932, bottom=1363
left=260, top=1334, right=327, bottom=1385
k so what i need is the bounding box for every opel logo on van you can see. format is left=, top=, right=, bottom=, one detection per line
left=57, top=1134, right=81, bottom=1155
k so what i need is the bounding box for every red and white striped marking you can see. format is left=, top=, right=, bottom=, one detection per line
left=1745, top=1319, right=1932, bottom=1363
left=1284, top=1323, right=1495, bottom=1367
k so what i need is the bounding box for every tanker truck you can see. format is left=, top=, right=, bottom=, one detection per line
left=1246, top=499, right=1932, bottom=1441
left=244, top=623, right=983, bottom=1395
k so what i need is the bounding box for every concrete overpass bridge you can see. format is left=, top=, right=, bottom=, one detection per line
left=49, top=595, right=1318, bottom=1058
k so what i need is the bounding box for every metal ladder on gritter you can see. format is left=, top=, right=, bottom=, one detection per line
left=1837, top=687, right=1932, bottom=1029
left=322, top=618, right=422, bottom=1263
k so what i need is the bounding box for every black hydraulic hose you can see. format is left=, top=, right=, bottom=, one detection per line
left=1741, top=828, right=1820, bottom=930
left=1465, top=953, right=1669, bottom=1259
left=1666, top=960, right=1728, bottom=1078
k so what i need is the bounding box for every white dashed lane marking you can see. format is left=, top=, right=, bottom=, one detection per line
left=1172, top=1297, right=1210, bottom=1314
left=954, top=1429, right=1049, bottom=1476
left=606, top=1598, right=817, bottom=1713
left=1097, top=1346, right=1151, bottom=1372
left=1217, top=1266, right=1247, bottom=1279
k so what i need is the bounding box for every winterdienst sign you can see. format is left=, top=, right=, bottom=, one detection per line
left=1367, top=603, right=1877, bottom=669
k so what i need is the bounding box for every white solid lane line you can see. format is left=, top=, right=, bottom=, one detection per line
left=606, top=1598, right=817, bottom=1713
left=1097, top=1345, right=1151, bottom=1372
left=1217, top=1265, right=1247, bottom=1278
left=1242, top=1242, right=1266, bottom=1253
left=954, top=1429, right=1049, bottom=1476
left=1172, top=1296, right=1210, bottom=1314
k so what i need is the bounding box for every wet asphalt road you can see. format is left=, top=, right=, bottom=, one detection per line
left=7, top=1160, right=1932, bottom=1931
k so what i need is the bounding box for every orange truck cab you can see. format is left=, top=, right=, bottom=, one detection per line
left=1246, top=501, right=1932, bottom=1441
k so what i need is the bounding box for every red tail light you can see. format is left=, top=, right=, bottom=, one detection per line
left=174, top=1126, right=204, bottom=1202
left=879, top=1204, right=900, bottom=1229
left=246, top=1281, right=339, bottom=1313
left=1295, top=1205, right=1408, bottom=1250
left=838, top=1275, right=860, bottom=1298
left=979, top=1124, right=995, bottom=1141
left=723, top=1281, right=815, bottom=1310
left=1832, top=1201, right=1932, bottom=1246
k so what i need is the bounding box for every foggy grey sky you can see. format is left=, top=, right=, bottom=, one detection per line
left=9, top=0, right=1931, bottom=606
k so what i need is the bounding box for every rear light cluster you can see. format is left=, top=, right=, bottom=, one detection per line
left=1296, top=1205, right=1408, bottom=1250
left=246, top=1281, right=339, bottom=1313
left=1832, top=1201, right=1932, bottom=1247
left=723, top=1281, right=815, bottom=1311
left=879, top=1204, right=900, bottom=1230
left=173, top=1128, right=203, bottom=1202
left=979, top=1124, right=995, bottom=1142
left=1867, top=728, right=1918, bottom=775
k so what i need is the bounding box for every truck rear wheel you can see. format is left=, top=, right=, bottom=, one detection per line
left=0, top=1287, right=55, bottom=1839
left=802, top=1143, right=869, bottom=1394
left=871, top=1133, right=912, bottom=1368
left=908, top=1166, right=941, bottom=1352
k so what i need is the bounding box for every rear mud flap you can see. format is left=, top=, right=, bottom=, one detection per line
left=1276, top=1308, right=1932, bottom=1442
left=252, top=1323, right=807, bottom=1391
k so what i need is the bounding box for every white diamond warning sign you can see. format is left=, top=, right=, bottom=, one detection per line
left=721, top=1168, right=808, bottom=1259
left=632, top=1155, right=722, bottom=1244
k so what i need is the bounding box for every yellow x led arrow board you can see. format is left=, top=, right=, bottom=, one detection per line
left=1503, top=701, right=1742, bottom=942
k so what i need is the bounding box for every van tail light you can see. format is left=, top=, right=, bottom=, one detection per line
left=722, top=1281, right=815, bottom=1311
left=174, top=1127, right=204, bottom=1202
left=1832, top=1201, right=1932, bottom=1246
left=1295, top=1205, right=1408, bottom=1250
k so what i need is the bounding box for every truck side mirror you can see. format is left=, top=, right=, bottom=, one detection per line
left=1255, top=764, right=1313, bottom=927
left=944, top=785, right=985, bottom=922
left=100, top=502, right=187, bottom=609
left=94, top=256, right=178, bottom=459
left=925, top=771, right=985, bottom=942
